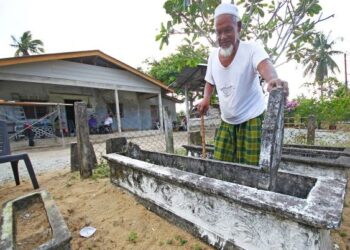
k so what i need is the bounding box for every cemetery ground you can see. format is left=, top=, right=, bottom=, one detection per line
left=1, top=159, right=350, bottom=249
left=0, top=167, right=213, bottom=250
left=1, top=128, right=350, bottom=249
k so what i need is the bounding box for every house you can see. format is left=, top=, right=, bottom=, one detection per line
left=0, top=50, right=180, bottom=136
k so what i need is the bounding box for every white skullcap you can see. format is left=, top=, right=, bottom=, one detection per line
left=214, top=3, right=240, bottom=19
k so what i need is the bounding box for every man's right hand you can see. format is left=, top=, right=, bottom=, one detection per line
left=196, top=98, right=210, bottom=115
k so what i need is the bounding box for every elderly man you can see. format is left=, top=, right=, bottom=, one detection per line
left=197, top=3, right=288, bottom=165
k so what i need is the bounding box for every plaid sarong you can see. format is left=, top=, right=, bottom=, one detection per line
left=214, top=114, right=264, bottom=165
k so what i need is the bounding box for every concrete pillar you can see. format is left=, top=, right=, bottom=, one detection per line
left=57, top=104, right=65, bottom=147
left=307, top=115, right=317, bottom=145
left=189, top=131, right=202, bottom=145
left=158, top=93, right=164, bottom=131
left=114, top=89, right=122, bottom=133
left=185, top=85, right=190, bottom=144
left=164, top=107, right=174, bottom=153
left=106, top=137, right=127, bottom=154
left=259, top=89, right=285, bottom=191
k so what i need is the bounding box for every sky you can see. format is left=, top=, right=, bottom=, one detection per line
left=0, top=0, right=349, bottom=101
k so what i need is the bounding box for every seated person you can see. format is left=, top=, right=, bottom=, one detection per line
left=88, top=115, right=98, bottom=134
left=103, top=114, right=113, bottom=133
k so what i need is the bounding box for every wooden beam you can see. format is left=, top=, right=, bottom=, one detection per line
left=0, top=101, right=72, bottom=106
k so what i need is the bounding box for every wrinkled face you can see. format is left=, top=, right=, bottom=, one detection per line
left=215, top=14, right=241, bottom=50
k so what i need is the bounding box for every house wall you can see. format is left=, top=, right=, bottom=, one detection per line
left=0, top=82, right=177, bottom=131
left=0, top=60, right=160, bottom=93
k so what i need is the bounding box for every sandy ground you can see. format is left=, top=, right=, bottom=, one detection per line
left=0, top=169, right=213, bottom=250
left=332, top=178, right=350, bottom=250
left=1, top=168, right=350, bottom=249
left=1, top=129, right=350, bottom=249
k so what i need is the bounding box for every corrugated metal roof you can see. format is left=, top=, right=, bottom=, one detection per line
left=173, top=64, right=207, bottom=91
left=0, top=50, right=174, bottom=93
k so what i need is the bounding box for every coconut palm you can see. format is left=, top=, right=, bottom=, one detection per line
left=10, top=31, right=44, bottom=56
left=302, top=33, right=341, bottom=97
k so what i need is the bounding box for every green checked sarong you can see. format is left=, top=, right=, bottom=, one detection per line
left=214, top=114, right=264, bottom=166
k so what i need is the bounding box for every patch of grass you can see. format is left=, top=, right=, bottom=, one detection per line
left=175, top=148, right=187, bottom=156
left=166, top=239, right=173, bottom=245
left=344, top=202, right=349, bottom=208
left=192, top=243, right=203, bottom=250
left=175, top=235, right=187, bottom=246
left=158, top=241, right=164, bottom=246
left=340, top=231, right=347, bottom=237
left=69, top=172, right=79, bottom=180
left=92, top=160, right=109, bottom=180
left=65, top=182, right=73, bottom=188
left=128, top=231, right=138, bottom=243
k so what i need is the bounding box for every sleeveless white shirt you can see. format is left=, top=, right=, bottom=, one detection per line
left=205, top=41, right=269, bottom=124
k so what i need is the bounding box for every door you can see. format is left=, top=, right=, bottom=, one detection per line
left=64, top=99, right=81, bottom=135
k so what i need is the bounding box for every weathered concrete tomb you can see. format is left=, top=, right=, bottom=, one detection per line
left=0, top=190, right=71, bottom=250
left=105, top=146, right=346, bottom=250
left=281, top=144, right=350, bottom=178
left=183, top=143, right=350, bottom=179
left=105, top=90, right=347, bottom=250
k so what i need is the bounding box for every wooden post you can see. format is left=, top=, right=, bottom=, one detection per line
left=307, top=115, right=317, bottom=145
left=114, top=89, right=122, bottom=133
left=259, top=89, right=285, bottom=191
left=70, top=143, right=79, bottom=172
left=74, top=102, right=95, bottom=178
left=163, top=107, right=174, bottom=153
left=158, top=93, right=164, bottom=131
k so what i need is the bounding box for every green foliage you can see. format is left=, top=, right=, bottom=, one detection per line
left=175, top=148, right=187, bottom=156
left=175, top=235, right=188, bottom=246
left=166, top=239, right=174, bottom=245
left=146, top=44, right=208, bottom=85
left=156, top=0, right=217, bottom=49
left=302, top=33, right=342, bottom=97
left=340, top=231, right=347, bottom=237
left=192, top=243, right=203, bottom=250
left=294, top=94, right=350, bottom=125
left=92, top=160, right=109, bottom=180
left=158, top=0, right=332, bottom=65
left=146, top=43, right=209, bottom=110
left=10, top=31, right=45, bottom=56
left=128, top=231, right=138, bottom=243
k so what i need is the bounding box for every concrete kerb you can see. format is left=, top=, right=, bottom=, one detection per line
left=0, top=189, right=71, bottom=250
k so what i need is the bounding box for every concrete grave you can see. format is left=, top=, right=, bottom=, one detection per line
left=0, top=190, right=71, bottom=250
left=105, top=147, right=346, bottom=250
left=183, top=143, right=350, bottom=179
left=104, top=89, right=346, bottom=249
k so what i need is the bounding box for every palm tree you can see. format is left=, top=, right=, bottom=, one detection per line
left=10, top=31, right=44, bottom=57
left=302, top=33, right=341, bottom=98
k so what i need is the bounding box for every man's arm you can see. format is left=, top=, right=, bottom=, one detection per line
left=197, top=82, right=215, bottom=115
left=257, top=59, right=289, bottom=96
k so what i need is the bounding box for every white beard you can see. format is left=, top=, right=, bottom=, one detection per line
left=219, top=44, right=234, bottom=58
